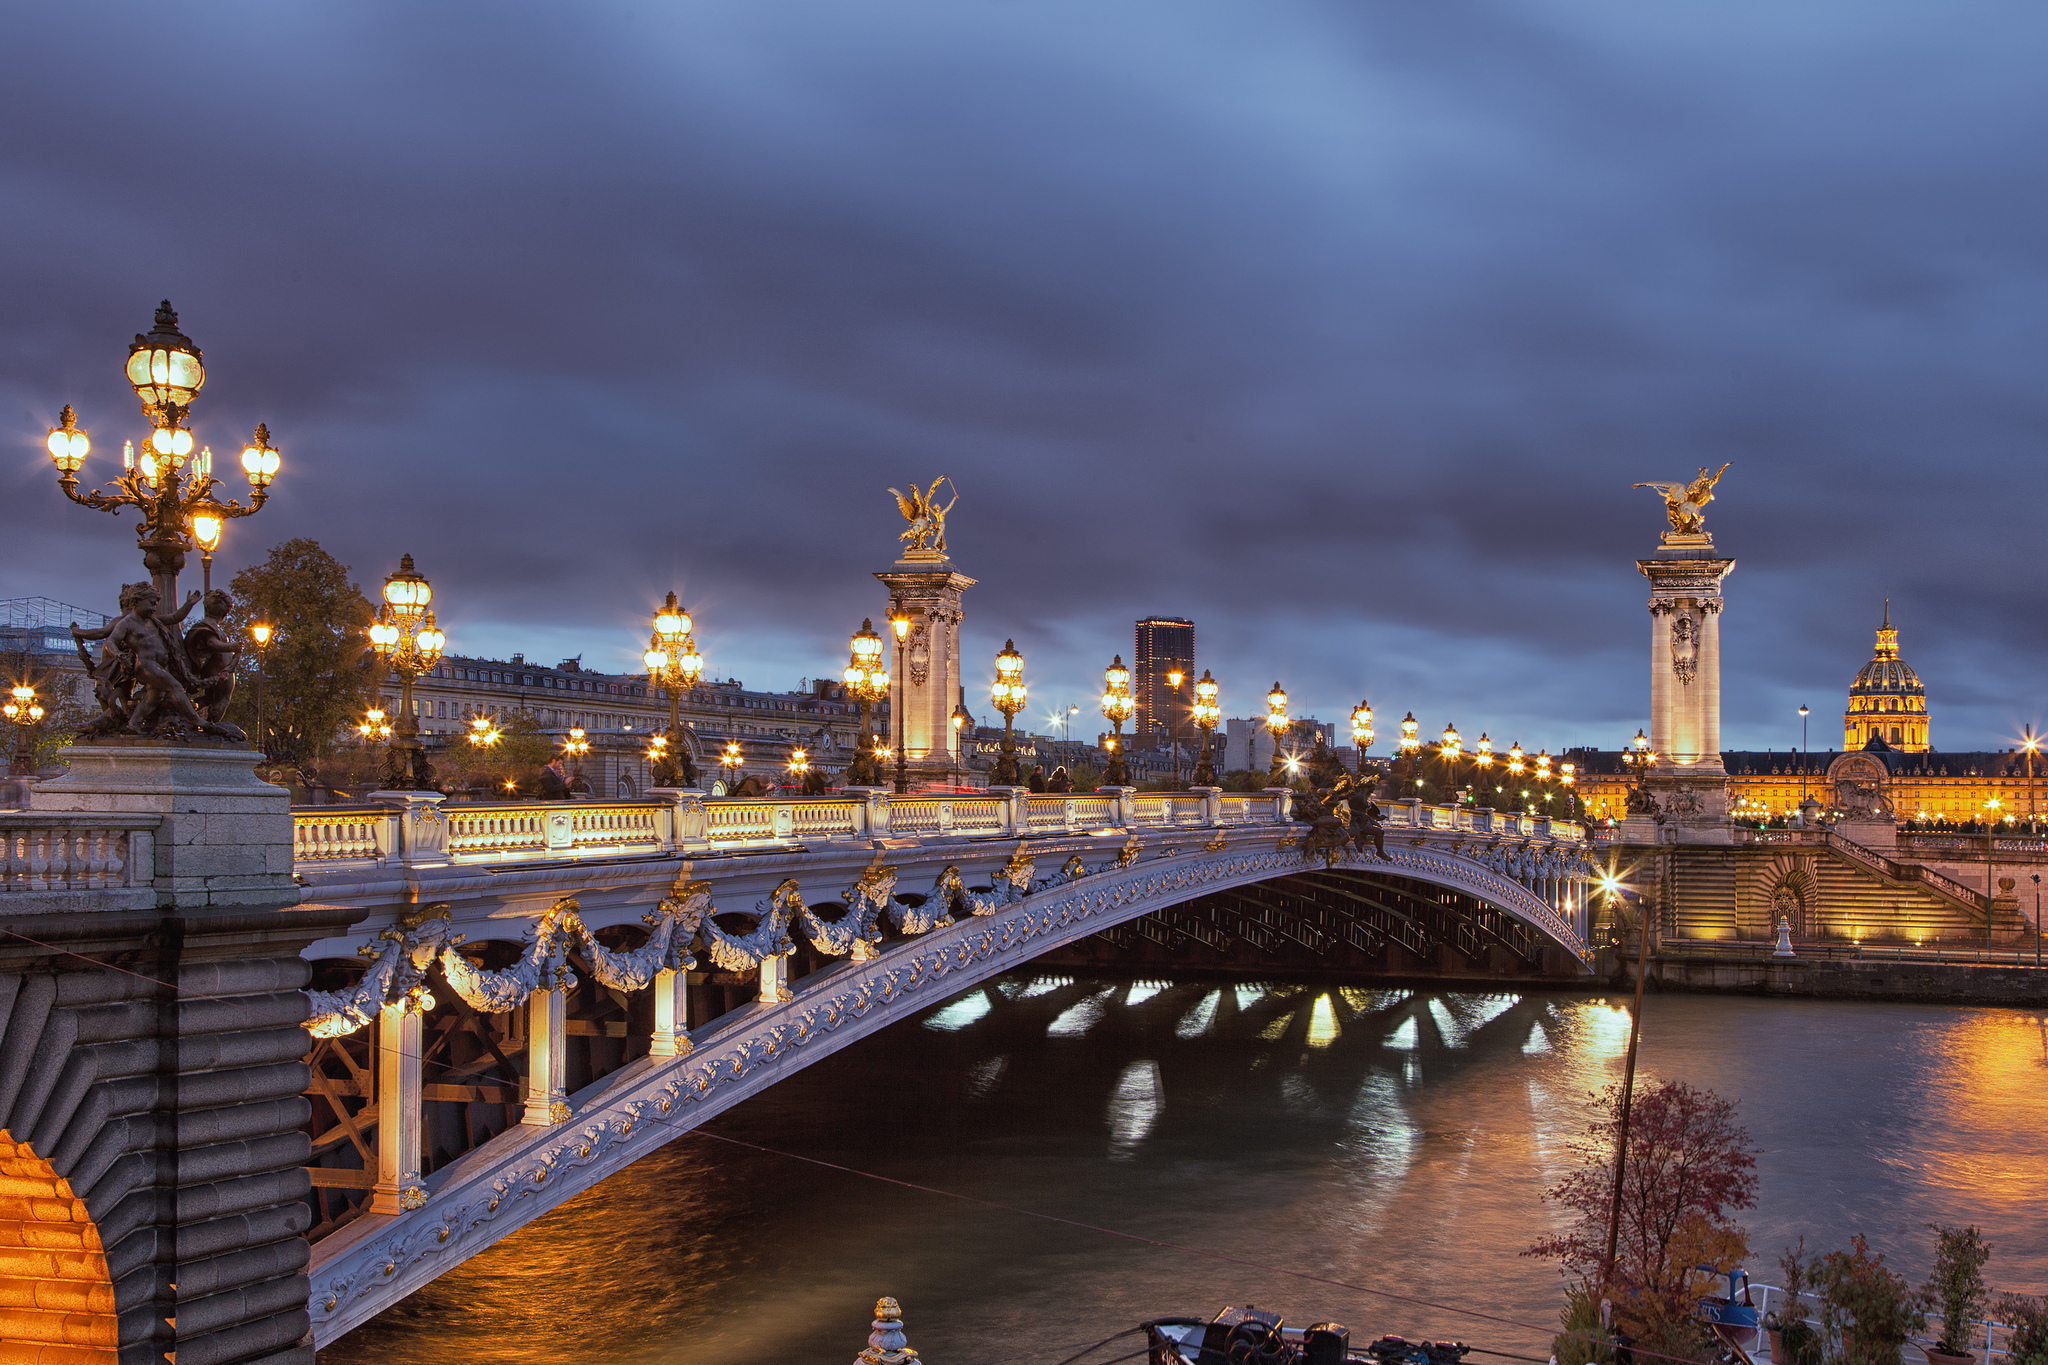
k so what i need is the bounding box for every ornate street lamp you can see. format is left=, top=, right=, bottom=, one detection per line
left=1264, top=681, right=1290, bottom=786
left=248, top=621, right=273, bottom=759
left=842, top=618, right=890, bottom=786
left=469, top=714, right=501, bottom=749
left=641, top=591, right=704, bottom=788
left=1622, top=730, right=1655, bottom=816
left=1166, top=667, right=1186, bottom=785
left=787, top=746, right=810, bottom=789
left=1350, top=700, right=1374, bottom=779
left=45, top=303, right=281, bottom=607
left=358, top=707, right=391, bottom=743
left=563, top=726, right=590, bottom=786
left=1398, top=712, right=1420, bottom=755
left=990, top=640, right=1027, bottom=786
left=1102, top=656, right=1136, bottom=786
left=721, top=739, right=744, bottom=792
left=1191, top=670, right=1221, bottom=786
left=366, top=554, right=446, bottom=791
left=4, top=684, right=44, bottom=777
left=888, top=604, right=914, bottom=794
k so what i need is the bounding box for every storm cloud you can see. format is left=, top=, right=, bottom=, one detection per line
left=5, top=1, right=2046, bottom=753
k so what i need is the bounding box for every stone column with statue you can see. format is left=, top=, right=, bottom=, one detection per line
left=1628, top=463, right=1736, bottom=845
left=875, top=478, right=977, bottom=787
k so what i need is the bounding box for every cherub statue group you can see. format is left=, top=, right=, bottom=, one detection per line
left=71, top=583, right=247, bottom=741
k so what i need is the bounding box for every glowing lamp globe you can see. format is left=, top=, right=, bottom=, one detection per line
left=125, top=302, right=205, bottom=413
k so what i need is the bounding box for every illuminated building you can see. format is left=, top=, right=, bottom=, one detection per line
left=1843, top=602, right=1928, bottom=751
left=1132, top=616, right=1193, bottom=750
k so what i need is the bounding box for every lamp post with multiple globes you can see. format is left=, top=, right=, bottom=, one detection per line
left=1622, top=729, right=1656, bottom=817
left=247, top=621, right=273, bottom=759
left=1438, top=722, right=1464, bottom=801
left=990, top=641, right=1027, bottom=786
left=1350, top=700, right=1374, bottom=781
left=842, top=620, right=890, bottom=787
left=720, top=740, right=745, bottom=792
left=641, top=592, right=705, bottom=789
left=563, top=727, right=590, bottom=788
left=1264, top=682, right=1290, bottom=787
left=5, top=685, right=44, bottom=778
left=366, top=555, right=446, bottom=791
left=1102, top=656, right=1136, bottom=787
left=1190, top=671, right=1221, bottom=787
left=45, top=302, right=282, bottom=607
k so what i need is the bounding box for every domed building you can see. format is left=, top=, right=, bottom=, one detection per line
left=1843, top=601, right=1928, bottom=752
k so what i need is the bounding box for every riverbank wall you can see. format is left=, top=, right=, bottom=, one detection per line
left=1640, top=952, right=2048, bottom=1006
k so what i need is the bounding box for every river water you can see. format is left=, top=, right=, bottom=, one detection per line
left=318, top=982, right=2048, bottom=1364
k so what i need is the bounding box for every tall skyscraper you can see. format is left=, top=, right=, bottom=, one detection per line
left=1133, top=616, right=1194, bottom=749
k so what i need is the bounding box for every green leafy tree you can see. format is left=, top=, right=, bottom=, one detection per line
left=1815, top=1235, right=1924, bottom=1365
left=223, top=539, right=377, bottom=771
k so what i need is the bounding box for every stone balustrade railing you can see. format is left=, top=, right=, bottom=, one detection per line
left=0, top=812, right=161, bottom=911
left=288, top=785, right=1590, bottom=872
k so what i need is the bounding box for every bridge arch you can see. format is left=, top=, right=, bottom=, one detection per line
left=310, top=835, right=1589, bottom=1342
left=0, top=1129, right=117, bottom=1361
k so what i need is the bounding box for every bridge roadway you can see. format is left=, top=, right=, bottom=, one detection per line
left=289, top=785, right=1593, bottom=1345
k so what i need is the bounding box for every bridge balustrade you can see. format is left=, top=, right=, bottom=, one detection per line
left=0, top=811, right=160, bottom=910
left=287, top=786, right=1296, bottom=870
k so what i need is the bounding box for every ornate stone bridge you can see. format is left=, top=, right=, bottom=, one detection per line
left=1, top=766, right=1592, bottom=1361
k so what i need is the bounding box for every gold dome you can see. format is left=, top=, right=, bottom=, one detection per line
left=1844, top=601, right=1928, bottom=752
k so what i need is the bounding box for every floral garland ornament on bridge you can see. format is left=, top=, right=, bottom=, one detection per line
left=302, top=839, right=1172, bottom=1037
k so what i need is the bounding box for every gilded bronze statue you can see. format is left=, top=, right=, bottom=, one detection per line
left=1633, top=462, right=1731, bottom=535
left=887, top=477, right=959, bottom=555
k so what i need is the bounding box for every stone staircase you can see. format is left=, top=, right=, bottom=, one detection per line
left=1659, top=836, right=2030, bottom=945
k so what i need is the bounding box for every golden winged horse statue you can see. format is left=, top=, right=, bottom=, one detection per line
left=887, top=477, right=959, bottom=554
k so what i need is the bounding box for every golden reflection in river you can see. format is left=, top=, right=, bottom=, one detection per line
left=317, top=985, right=2048, bottom=1365
left=1920, top=1010, right=2048, bottom=1212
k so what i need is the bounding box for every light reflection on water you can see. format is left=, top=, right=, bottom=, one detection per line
left=317, top=984, right=2048, bottom=1365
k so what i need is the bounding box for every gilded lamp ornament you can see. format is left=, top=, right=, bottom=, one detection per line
left=1190, top=669, right=1221, bottom=786
left=47, top=303, right=280, bottom=743
left=989, top=640, right=1026, bottom=786
left=1264, top=681, right=1290, bottom=785
left=1101, top=655, right=1135, bottom=787
left=642, top=591, right=704, bottom=788
left=367, top=554, right=447, bottom=791
left=5, top=683, right=44, bottom=777
left=47, top=304, right=280, bottom=607
left=842, top=618, right=890, bottom=786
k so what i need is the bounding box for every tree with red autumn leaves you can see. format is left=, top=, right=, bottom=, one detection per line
left=1527, top=1079, right=1759, bottom=1331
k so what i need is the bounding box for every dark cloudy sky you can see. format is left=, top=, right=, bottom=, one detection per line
left=6, top=2, right=2047, bottom=755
